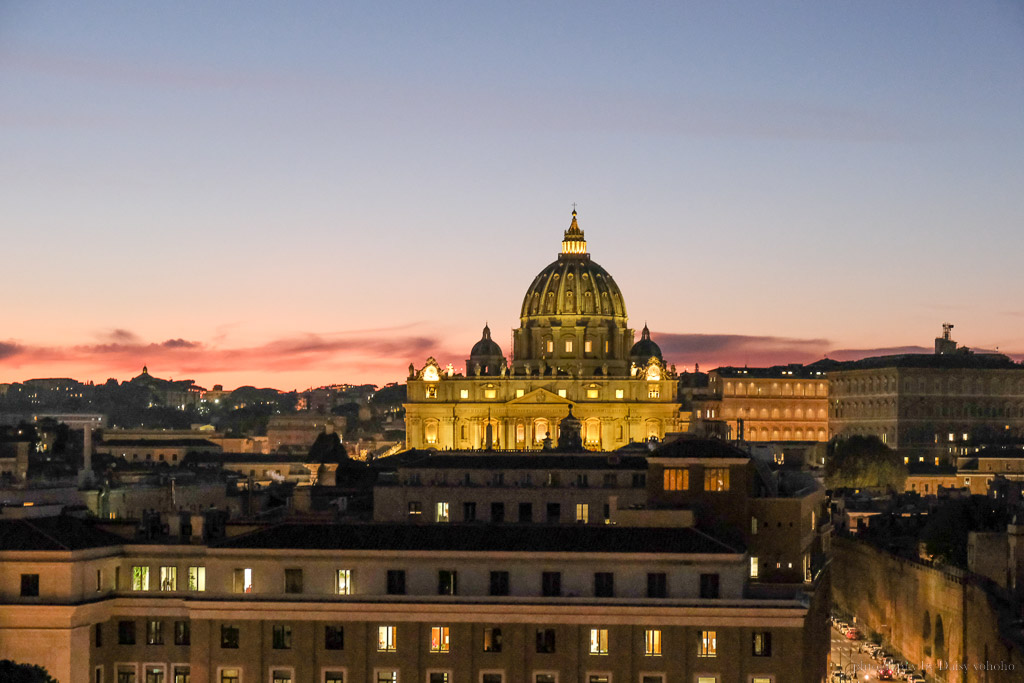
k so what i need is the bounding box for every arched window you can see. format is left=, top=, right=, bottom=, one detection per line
left=646, top=419, right=660, bottom=440
left=516, top=423, right=525, bottom=443
left=934, top=614, right=945, bottom=657
left=583, top=291, right=593, bottom=313
left=424, top=420, right=439, bottom=445
left=584, top=419, right=601, bottom=446
left=534, top=418, right=549, bottom=443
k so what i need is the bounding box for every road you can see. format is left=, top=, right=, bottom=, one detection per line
left=830, top=625, right=887, bottom=682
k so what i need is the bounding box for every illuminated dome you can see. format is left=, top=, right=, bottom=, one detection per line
left=629, top=324, right=663, bottom=364
left=467, top=324, right=505, bottom=376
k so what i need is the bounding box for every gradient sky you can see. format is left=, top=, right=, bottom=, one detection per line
left=2, top=1, right=1023, bottom=390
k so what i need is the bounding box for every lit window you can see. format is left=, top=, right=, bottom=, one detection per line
left=220, top=669, right=240, bottom=683
left=273, top=624, right=292, bottom=649
left=325, top=671, right=344, bottom=683
left=904, top=456, right=909, bottom=464
left=648, top=385, right=660, bottom=399
left=698, top=630, right=717, bottom=657
left=587, top=388, right=599, bottom=399
left=159, top=566, right=176, bottom=591
left=408, top=502, right=422, bottom=516
left=429, top=674, right=449, bottom=683
left=615, top=389, right=624, bottom=399
left=232, top=568, right=253, bottom=593
left=516, top=389, right=525, bottom=398
left=585, top=340, right=593, bottom=353
left=426, top=386, right=437, bottom=399
left=436, top=502, right=450, bottom=522
left=558, top=389, right=567, bottom=398
left=703, top=468, right=730, bottom=492
left=271, top=670, right=292, bottom=683
left=547, top=340, right=554, bottom=353
left=145, top=667, right=165, bottom=683
left=663, top=468, right=688, bottom=491
left=644, top=629, right=662, bottom=655
left=188, top=566, right=205, bottom=591
left=750, top=557, right=759, bottom=579
left=576, top=503, right=589, bottom=523
left=948, top=433, right=955, bottom=442
left=131, top=566, right=150, bottom=591
left=565, top=340, right=574, bottom=353
left=428, top=626, right=450, bottom=653
left=377, top=672, right=397, bottom=683
left=378, top=626, right=397, bottom=651
left=460, top=389, right=469, bottom=399
left=337, top=569, right=352, bottom=595
left=146, top=619, right=164, bottom=645
left=484, top=388, right=497, bottom=399
left=751, top=517, right=758, bottom=535
left=752, top=631, right=772, bottom=656
left=483, top=626, right=503, bottom=652
left=604, top=340, right=610, bottom=353
left=589, top=628, right=609, bottom=654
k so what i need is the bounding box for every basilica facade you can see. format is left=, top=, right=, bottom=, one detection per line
left=405, top=211, right=685, bottom=451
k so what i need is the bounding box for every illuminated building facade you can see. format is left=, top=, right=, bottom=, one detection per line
left=405, top=212, right=684, bottom=451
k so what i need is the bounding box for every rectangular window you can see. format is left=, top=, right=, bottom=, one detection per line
left=536, top=628, right=556, bottom=653
left=285, top=568, right=303, bottom=594
left=430, top=626, right=450, bottom=653
left=698, top=630, right=717, bottom=657
left=95, top=623, right=103, bottom=647
left=589, top=628, right=609, bottom=654
left=118, top=620, right=136, bottom=645
left=490, top=571, right=510, bottom=596
left=751, top=516, right=758, bottom=535
left=118, top=667, right=137, bottom=683
left=547, top=340, right=554, bottom=353
left=536, top=676, right=556, bottom=683
left=483, top=627, right=503, bottom=652
left=325, top=671, right=344, bottom=683
left=220, top=669, right=240, bottom=683
left=576, top=503, right=589, bottom=523
left=647, top=572, right=667, bottom=598
left=565, top=340, right=573, bottom=352
left=645, top=628, right=662, bottom=655
left=174, top=620, right=190, bottom=646
left=648, top=385, right=660, bottom=399
left=132, top=566, right=150, bottom=591
left=336, top=569, right=352, bottom=595
left=542, top=571, right=561, bottom=597
left=491, top=502, right=505, bottom=522
left=429, top=674, right=448, bottom=683
left=642, top=677, right=663, bottom=683
left=519, top=502, right=533, bottom=522
left=187, top=566, right=205, bottom=591
left=325, top=625, right=345, bottom=650
left=516, top=389, right=525, bottom=398
left=146, top=619, right=164, bottom=645
left=585, top=339, right=593, bottom=353
left=703, top=468, right=730, bottom=492
left=271, top=671, right=292, bottom=683
left=378, top=625, right=397, bottom=651
left=438, top=570, right=458, bottom=595
left=460, top=389, right=469, bottom=399
left=699, top=573, right=720, bottom=599
left=482, top=674, right=503, bottom=683
left=160, top=566, right=176, bottom=591
left=232, top=567, right=253, bottom=593
left=546, top=502, right=560, bottom=523
left=20, top=573, right=39, bottom=597
left=463, top=502, right=477, bottom=521
left=557, top=389, right=567, bottom=398
left=587, top=388, right=599, bottom=399
left=173, top=666, right=190, bottom=683
left=408, top=501, right=422, bottom=516
left=594, top=572, right=614, bottom=597
left=376, top=672, right=397, bottom=683
left=435, top=502, right=450, bottom=522
left=750, top=556, right=759, bottom=579
left=662, top=468, right=688, bottom=491
left=484, top=389, right=497, bottom=399
left=752, top=631, right=772, bottom=657
left=144, top=666, right=165, bottom=683
left=220, top=624, right=239, bottom=649
left=615, top=389, right=624, bottom=399
left=273, top=624, right=292, bottom=649
left=387, top=570, right=406, bottom=595
left=588, top=676, right=608, bottom=683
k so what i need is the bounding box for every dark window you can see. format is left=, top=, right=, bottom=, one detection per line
left=20, top=574, right=39, bottom=597
left=483, top=626, right=503, bottom=652
left=518, top=502, right=533, bottom=522
left=576, top=473, right=588, bottom=488
left=542, top=571, right=561, bottom=597
left=429, top=674, right=448, bottom=683
left=482, top=675, right=502, bottom=683
left=491, top=502, right=505, bottom=523
left=438, top=570, right=458, bottom=595
left=594, top=572, right=614, bottom=597
left=463, top=501, right=477, bottom=522
left=603, top=473, right=617, bottom=487
left=536, top=628, right=556, bottom=653
left=537, top=676, right=556, bottom=683
left=632, top=473, right=646, bottom=488
left=272, top=624, right=292, bottom=649
left=146, top=619, right=164, bottom=645
left=753, top=631, right=772, bottom=657
left=284, top=568, right=303, bottom=594
left=647, top=572, right=667, bottom=598
left=325, top=672, right=344, bottom=683
left=546, top=502, right=561, bottom=523
left=95, top=623, right=103, bottom=648
left=220, top=624, right=239, bottom=649
left=386, top=570, right=406, bottom=595
left=699, top=573, right=720, bottom=599
left=489, top=571, right=510, bottom=596
left=325, top=625, right=345, bottom=650
left=118, top=620, right=136, bottom=645
left=174, top=620, right=190, bottom=646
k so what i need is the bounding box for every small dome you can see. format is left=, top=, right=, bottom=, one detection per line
left=630, top=325, right=663, bottom=363
left=470, top=324, right=503, bottom=359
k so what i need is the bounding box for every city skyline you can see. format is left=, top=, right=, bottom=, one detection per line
left=3, top=1, right=1023, bottom=390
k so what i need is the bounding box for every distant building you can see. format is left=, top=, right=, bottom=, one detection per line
left=266, top=415, right=347, bottom=454
left=97, top=437, right=222, bottom=465
left=128, top=366, right=205, bottom=409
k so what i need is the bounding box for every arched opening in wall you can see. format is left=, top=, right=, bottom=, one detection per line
left=934, top=614, right=945, bottom=660
left=922, top=611, right=932, bottom=655
left=534, top=419, right=549, bottom=444
left=771, top=408, right=780, bottom=419
left=584, top=419, right=601, bottom=446
left=817, top=429, right=826, bottom=441
left=795, top=429, right=803, bottom=440
left=725, top=382, right=734, bottom=395
left=772, top=429, right=780, bottom=441
left=646, top=420, right=660, bottom=440
left=516, top=422, right=525, bottom=444
left=795, top=408, right=804, bottom=419
left=424, top=420, right=439, bottom=445
left=583, top=291, right=593, bottom=314
left=760, top=408, right=769, bottom=419
left=783, top=429, right=792, bottom=440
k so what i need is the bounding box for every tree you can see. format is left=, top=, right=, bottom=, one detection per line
left=0, top=660, right=58, bottom=683
left=824, top=435, right=908, bottom=492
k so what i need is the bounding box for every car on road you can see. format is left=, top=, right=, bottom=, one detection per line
left=845, top=628, right=862, bottom=640
left=906, top=673, right=926, bottom=683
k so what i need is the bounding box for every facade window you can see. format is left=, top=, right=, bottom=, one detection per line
left=144, top=666, right=165, bottom=683
left=172, top=666, right=190, bottom=683
left=460, top=389, right=469, bottom=399
left=426, top=386, right=437, bottom=399
left=95, top=623, right=103, bottom=647
left=464, top=501, right=477, bottom=522
left=174, top=620, right=190, bottom=646
left=285, top=568, right=303, bottom=594
left=484, top=389, right=497, bottom=399
left=557, top=389, right=567, bottom=398
left=585, top=339, right=593, bottom=353
left=436, top=502, right=450, bottom=522
left=220, top=669, right=240, bottom=683
left=482, top=675, right=503, bottom=683
left=751, top=678, right=772, bottom=683
left=615, top=389, right=624, bottom=399
left=536, top=676, right=557, bottom=683
left=662, top=468, right=688, bottom=491
left=751, top=516, right=758, bottom=535
left=750, top=556, right=759, bottom=579
left=698, top=630, right=717, bottom=657
left=118, top=620, right=136, bottom=645
left=589, top=628, right=609, bottom=654
left=644, top=628, right=662, bottom=655
left=377, top=673, right=397, bottom=683
left=703, top=468, right=730, bottom=492
left=542, top=571, right=562, bottom=597
left=752, top=631, right=772, bottom=656
left=699, top=573, right=720, bottom=599
left=489, top=571, right=510, bottom=596
left=132, top=566, right=150, bottom=591
left=491, top=502, right=505, bottom=522
left=576, top=503, right=589, bottom=523
left=188, top=566, right=205, bottom=591
left=160, top=566, right=177, bottom=591
left=647, top=572, right=667, bottom=598
left=386, top=570, right=406, bottom=595
left=430, top=626, right=450, bottom=653
left=146, top=619, right=164, bottom=645
left=483, top=627, right=503, bottom=652
left=325, top=625, right=345, bottom=650
left=429, top=674, right=449, bottom=683
left=519, top=502, right=533, bottom=522
left=565, top=339, right=574, bottom=352
left=547, top=340, right=554, bottom=353
left=408, top=502, right=422, bottom=516
left=232, top=568, right=253, bottom=593
left=118, top=666, right=137, bottom=683
left=546, top=502, right=561, bottom=523
left=642, top=677, right=663, bottom=683
left=220, top=624, right=239, bottom=649
left=337, top=569, right=352, bottom=595
left=594, top=572, right=614, bottom=597
left=587, top=388, right=599, bottom=399
left=325, top=672, right=344, bottom=683
left=536, top=628, right=556, bottom=653
left=378, top=625, right=397, bottom=652
left=20, top=573, right=39, bottom=597
left=438, top=570, right=458, bottom=595
left=271, top=670, right=292, bottom=683
left=273, top=624, right=292, bottom=649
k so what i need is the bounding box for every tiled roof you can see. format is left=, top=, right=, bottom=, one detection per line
left=0, top=516, right=124, bottom=551
left=399, top=453, right=647, bottom=471
left=650, top=438, right=750, bottom=460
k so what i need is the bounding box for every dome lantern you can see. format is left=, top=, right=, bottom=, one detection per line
left=561, top=209, right=588, bottom=257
